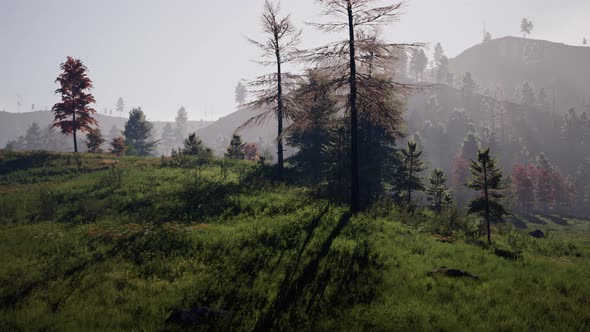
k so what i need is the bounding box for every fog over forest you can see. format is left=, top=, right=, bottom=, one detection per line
left=1, top=0, right=589, bottom=330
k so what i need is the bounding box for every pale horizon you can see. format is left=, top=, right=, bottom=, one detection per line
left=1, top=0, right=588, bottom=122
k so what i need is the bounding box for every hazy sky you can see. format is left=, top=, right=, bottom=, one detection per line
left=1, top=0, right=588, bottom=122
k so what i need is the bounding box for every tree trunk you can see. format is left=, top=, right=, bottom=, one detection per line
left=347, top=1, right=359, bottom=213
left=73, top=111, right=78, bottom=153
left=275, top=35, right=284, bottom=180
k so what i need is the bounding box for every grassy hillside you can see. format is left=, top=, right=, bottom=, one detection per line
left=0, top=151, right=589, bottom=331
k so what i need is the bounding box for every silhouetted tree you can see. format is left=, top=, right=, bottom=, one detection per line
left=183, top=132, right=213, bottom=160
left=520, top=18, right=534, bottom=38
left=324, top=125, right=350, bottom=201
left=85, top=127, right=105, bottom=153
left=410, top=48, right=428, bottom=81
left=426, top=168, right=449, bottom=213
left=433, top=42, right=444, bottom=66
left=461, top=131, right=480, bottom=162
left=160, top=123, right=176, bottom=155
left=235, top=81, right=247, bottom=105
left=286, top=69, right=337, bottom=180
left=116, top=97, right=125, bottom=116
left=483, top=31, right=492, bottom=42
left=399, top=140, right=425, bottom=206
left=306, top=0, right=416, bottom=212
left=24, top=122, right=43, bottom=150
left=175, top=107, right=188, bottom=144
left=583, top=37, right=587, bottom=45
left=124, top=107, right=157, bottom=156
left=225, top=134, right=245, bottom=159
left=52, top=57, right=97, bottom=153
left=242, top=0, right=302, bottom=180
left=110, top=136, right=127, bottom=156
left=466, top=148, right=508, bottom=244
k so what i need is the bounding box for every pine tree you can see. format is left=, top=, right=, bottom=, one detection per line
left=110, top=136, right=127, bottom=156
left=86, top=127, right=105, bottom=153
left=183, top=132, right=212, bottom=160
left=287, top=69, right=337, bottom=180
left=24, top=122, right=43, bottom=150
left=323, top=125, right=350, bottom=202
left=426, top=168, right=449, bottom=212
left=461, top=131, right=480, bottom=162
left=160, top=123, right=176, bottom=155
left=466, top=148, right=508, bottom=244
left=225, top=134, right=245, bottom=160
left=234, top=81, right=247, bottom=105
left=52, top=57, right=97, bottom=153
left=520, top=18, right=534, bottom=38
left=410, top=49, right=428, bottom=81
left=433, top=42, right=444, bottom=66
left=305, top=3, right=417, bottom=211
left=242, top=0, right=302, bottom=181
left=175, top=107, right=188, bottom=144
left=123, top=108, right=157, bottom=156
left=399, top=140, right=426, bottom=206
left=116, top=98, right=125, bottom=116
left=443, top=191, right=454, bottom=209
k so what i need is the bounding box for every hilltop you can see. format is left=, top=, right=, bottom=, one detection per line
left=449, top=36, right=590, bottom=111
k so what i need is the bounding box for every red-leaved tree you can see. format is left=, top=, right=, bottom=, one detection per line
left=244, top=143, right=259, bottom=162
left=511, top=164, right=534, bottom=212
left=52, top=57, right=97, bottom=152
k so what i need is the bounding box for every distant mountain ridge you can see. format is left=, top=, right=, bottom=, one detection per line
left=3, top=36, right=588, bottom=155
left=0, top=111, right=211, bottom=148
left=448, top=36, right=590, bottom=111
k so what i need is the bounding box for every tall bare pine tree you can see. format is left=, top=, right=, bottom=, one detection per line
left=241, top=0, right=302, bottom=180
left=307, top=0, right=420, bottom=211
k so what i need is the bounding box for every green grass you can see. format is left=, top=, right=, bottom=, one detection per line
left=0, top=151, right=589, bottom=331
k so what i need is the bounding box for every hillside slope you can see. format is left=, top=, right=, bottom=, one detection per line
left=449, top=36, right=590, bottom=111
left=0, top=152, right=588, bottom=330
